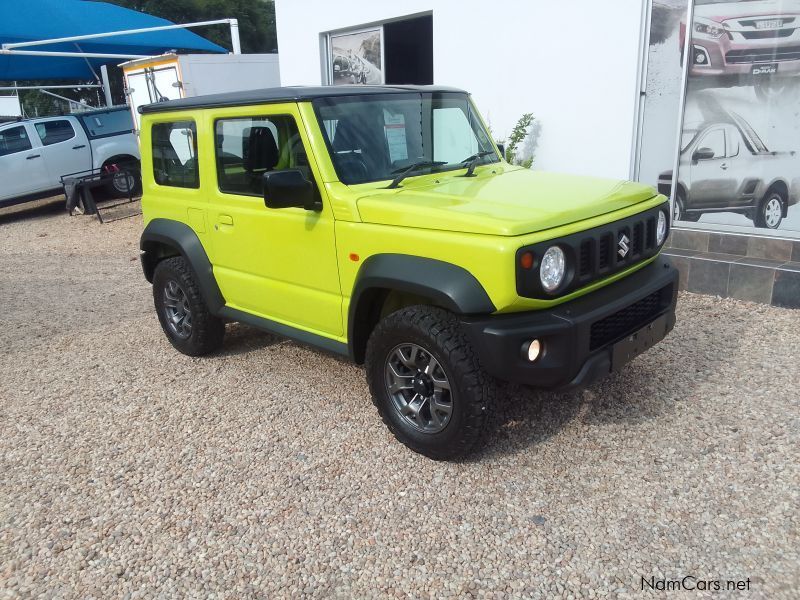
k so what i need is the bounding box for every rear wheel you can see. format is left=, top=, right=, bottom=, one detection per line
left=673, top=189, right=700, bottom=223
left=754, top=190, right=785, bottom=229
left=365, top=306, right=494, bottom=460
left=152, top=257, right=225, bottom=356
left=104, top=160, right=141, bottom=197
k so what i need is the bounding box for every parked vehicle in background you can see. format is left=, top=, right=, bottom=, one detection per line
left=0, top=107, right=140, bottom=206
left=680, top=0, right=800, bottom=99
left=659, top=113, right=799, bottom=229
left=138, top=85, right=678, bottom=460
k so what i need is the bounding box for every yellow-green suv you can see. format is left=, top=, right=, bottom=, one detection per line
left=139, top=86, right=677, bottom=460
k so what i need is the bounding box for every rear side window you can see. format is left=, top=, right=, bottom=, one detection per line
left=214, top=115, right=309, bottom=196
left=79, top=109, right=134, bottom=138
left=0, top=125, right=32, bottom=156
left=152, top=120, right=199, bottom=189
left=34, top=120, right=76, bottom=146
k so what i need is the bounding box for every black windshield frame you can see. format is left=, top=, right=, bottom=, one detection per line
left=313, top=92, right=499, bottom=185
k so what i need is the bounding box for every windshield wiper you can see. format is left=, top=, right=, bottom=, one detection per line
left=386, top=160, right=447, bottom=189
left=460, top=150, right=496, bottom=177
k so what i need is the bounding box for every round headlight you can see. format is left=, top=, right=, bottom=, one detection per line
left=540, top=246, right=566, bottom=292
left=656, top=210, right=668, bottom=246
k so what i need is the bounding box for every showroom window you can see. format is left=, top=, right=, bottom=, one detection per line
left=636, top=0, right=800, bottom=238
left=323, top=14, right=433, bottom=87
left=152, top=120, right=199, bottom=189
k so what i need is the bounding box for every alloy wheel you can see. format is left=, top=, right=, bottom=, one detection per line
left=385, top=343, right=453, bottom=434
left=764, top=196, right=783, bottom=229
left=163, top=279, right=192, bottom=339
left=112, top=171, right=136, bottom=194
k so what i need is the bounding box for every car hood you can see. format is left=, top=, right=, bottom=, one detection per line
left=695, top=1, right=800, bottom=23
left=355, top=168, right=659, bottom=236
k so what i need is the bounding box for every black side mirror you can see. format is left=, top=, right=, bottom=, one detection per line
left=692, top=147, right=715, bottom=162
left=263, top=169, right=321, bottom=211
left=496, top=143, right=505, bottom=160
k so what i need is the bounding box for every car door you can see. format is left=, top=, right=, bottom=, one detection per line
left=0, top=124, right=51, bottom=202
left=687, top=127, right=737, bottom=208
left=204, top=104, right=343, bottom=338
left=722, top=125, right=753, bottom=210
left=33, top=118, right=92, bottom=185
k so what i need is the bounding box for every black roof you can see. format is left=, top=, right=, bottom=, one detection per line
left=138, top=85, right=468, bottom=114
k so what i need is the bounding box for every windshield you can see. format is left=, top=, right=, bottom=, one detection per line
left=314, top=92, right=499, bottom=185
left=681, top=130, right=699, bottom=153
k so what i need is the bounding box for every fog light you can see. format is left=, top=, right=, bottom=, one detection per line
left=524, top=339, right=542, bottom=362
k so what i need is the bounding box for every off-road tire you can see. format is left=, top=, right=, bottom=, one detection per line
left=365, top=305, right=494, bottom=460
left=152, top=256, right=225, bottom=356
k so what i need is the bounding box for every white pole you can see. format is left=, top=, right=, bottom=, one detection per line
left=100, top=65, right=113, bottom=106
left=670, top=0, right=695, bottom=219
left=0, top=49, right=146, bottom=59
left=229, top=18, right=242, bottom=54
left=0, top=84, right=102, bottom=90
left=1, top=18, right=238, bottom=50
left=40, top=89, right=92, bottom=109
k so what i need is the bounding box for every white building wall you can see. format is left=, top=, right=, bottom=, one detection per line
left=275, top=0, right=646, bottom=181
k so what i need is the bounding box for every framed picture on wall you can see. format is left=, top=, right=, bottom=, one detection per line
left=327, top=27, right=384, bottom=85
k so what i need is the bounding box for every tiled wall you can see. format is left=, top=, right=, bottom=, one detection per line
left=663, top=229, right=800, bottom=309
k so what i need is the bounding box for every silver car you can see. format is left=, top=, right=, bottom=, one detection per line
left=659, top=113, right=799, bottom=229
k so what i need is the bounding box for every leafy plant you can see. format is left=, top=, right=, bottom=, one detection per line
left=499, top=113, right=536, bottom=168
left=506, top=113, right=533, bottom=169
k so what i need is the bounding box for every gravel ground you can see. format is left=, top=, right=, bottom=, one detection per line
left=1, top=197, right=799, bottom=599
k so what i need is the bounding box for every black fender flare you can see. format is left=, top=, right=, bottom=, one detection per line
left=348, top=254, right=496, bottom=362
left=139, top=219, right=225, bottom=314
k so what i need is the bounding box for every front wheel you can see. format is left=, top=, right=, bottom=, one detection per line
left=365, top=306, right=494, bottom=460
left=754, top=191, right=785, bottom=229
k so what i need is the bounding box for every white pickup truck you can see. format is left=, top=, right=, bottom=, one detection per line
left=0, top=107, right=140, bottom=207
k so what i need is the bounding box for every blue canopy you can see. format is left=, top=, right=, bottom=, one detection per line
left=0, top=0, right=227, bottom=81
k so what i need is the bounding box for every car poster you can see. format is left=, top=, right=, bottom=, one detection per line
left=638, top=0, right=800, bottom=235
left=328, top=28, right=384, bottom=86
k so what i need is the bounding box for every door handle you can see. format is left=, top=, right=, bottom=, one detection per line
left=720, top=163, right=728, bottom=170
left=72, top=144, right=86, bottom=150
left=218, top=214, right=234, bottom=226
left=26, top=154, right=41, bottom=160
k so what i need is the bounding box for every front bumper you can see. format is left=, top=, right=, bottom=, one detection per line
left=690, top=37, right=800, bottom=77
left=461, top=257, right=678, bottom=389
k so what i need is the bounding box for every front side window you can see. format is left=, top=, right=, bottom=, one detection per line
left=314, top=92, right=498, bottom=185
left=34, top=120, right=75, bottom=146
left=215, top=115, right=309, bottom=196
left=0, top=125, right=32, bottom=156
left=698, top=129, right=725, bottom=159
left=152, top=120, right=199, bottom=189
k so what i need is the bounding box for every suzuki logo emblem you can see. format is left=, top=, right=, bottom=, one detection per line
left=618, top=234, right=630, bottom=258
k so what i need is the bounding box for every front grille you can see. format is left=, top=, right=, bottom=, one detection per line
left=741, top=29, right=795, bottom=40
left=726, top=45, right=800, bottom=63
left=515, top=202, right=669, bottom=299
left=589, top=291, right=662, bottom=351
left=575, top=213, right=660, bottom=281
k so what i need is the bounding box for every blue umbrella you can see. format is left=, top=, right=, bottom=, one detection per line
left=0, top=0, right=227, bottom=80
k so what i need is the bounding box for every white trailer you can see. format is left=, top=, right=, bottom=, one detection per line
left=121, top=53, right=281, bottom=130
